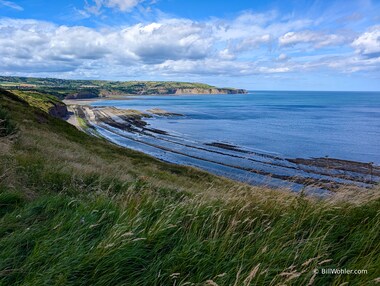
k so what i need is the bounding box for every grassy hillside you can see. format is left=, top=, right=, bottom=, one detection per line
left=0, top=76, right=247, bottom=99
left=0, top=89, right=379, bottom=285
left=9, top=90, right=63, bottom=113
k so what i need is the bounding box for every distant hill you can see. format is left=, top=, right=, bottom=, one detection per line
left=0, top=76, right=247, bottom=99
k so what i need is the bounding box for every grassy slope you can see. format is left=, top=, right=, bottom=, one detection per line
left=9, top=90, right=63, bottom=113
left=0, top=89, right=379, bottom=285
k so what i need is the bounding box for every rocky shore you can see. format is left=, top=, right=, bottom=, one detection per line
left=65, top=101, right=380, bottom=193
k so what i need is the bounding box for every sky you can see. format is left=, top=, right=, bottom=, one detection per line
left=0, top=0, right=380, bottom=91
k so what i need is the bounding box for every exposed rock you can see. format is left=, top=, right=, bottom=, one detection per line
left=174, top=88, right=247, bottom=95
left=147, top=108, right=183, bottom=116
left=48, top=103, right=68, bottom=119
left=97, top=87, right=247, bottom=96
left=205, top=142, right=249, bottom=153
left=65, top=91, right=99, bottom=99
left=99, top=89, right=131, bottom=97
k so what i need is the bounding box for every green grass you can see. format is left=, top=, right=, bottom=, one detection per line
left=1, top=184, right=379, bottom=285
left=10, top=90, right=62, bottom=113
left=75, top=117, right=88, bottom=131
left=0, top=89, right=379, bottom=285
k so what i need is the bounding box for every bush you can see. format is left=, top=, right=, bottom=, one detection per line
left=0, top=105, right=17, bottom=137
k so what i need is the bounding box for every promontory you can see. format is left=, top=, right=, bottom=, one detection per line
left=0, top=76, right=247, bottom=100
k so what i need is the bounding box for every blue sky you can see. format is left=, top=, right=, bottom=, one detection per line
left=0, top=0, right=380, bottom=90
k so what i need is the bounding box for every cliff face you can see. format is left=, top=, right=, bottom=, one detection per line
left=173, top=88, right=247, bottom=95
left=82, top=87, right=247, bottom=97
left=66, top=91, right=99, bottom=99
left=99, top=89, right=130, bottom=97
left=48, top=103, right=68, bottom=119
left=99, top=87, right=247, bottom=96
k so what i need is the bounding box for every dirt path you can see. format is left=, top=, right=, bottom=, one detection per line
left=65, top=104, right=84, bottom=131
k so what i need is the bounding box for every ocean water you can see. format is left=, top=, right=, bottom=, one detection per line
left=91, top=91, right=380, bottom=190
left=93, top=91, right=380, bottom=162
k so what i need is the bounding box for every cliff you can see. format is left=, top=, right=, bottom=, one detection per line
left=174, top=88, right=247, bottom=95
left=48, top=102, right=68, bottom=118
left=6, top=89, right=68, bottom=119
left=65, top=90, right=99, bottom=99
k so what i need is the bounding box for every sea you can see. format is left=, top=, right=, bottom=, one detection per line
left=91, top=91, right=380, bottom=190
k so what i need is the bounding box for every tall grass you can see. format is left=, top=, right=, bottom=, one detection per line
left=1, top=184, right=379, bottom=285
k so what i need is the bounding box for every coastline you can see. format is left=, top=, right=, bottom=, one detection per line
left=64, top=98, right=380, bottom=194
left=63, top=96, right=134, bottom=105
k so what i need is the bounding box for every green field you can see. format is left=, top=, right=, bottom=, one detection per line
left=0, top=89, right=379, bottom=285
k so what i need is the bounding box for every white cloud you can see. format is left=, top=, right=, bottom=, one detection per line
left=0, top=10, right=379, bottom=80
left=0, top=0, right=23, bottom=11
left=323, top=55, right=380, bottom=73
left=218, top=49, right=235, bottom=60
left=351, top=26, right=380, bottom=58
left=0, top=18, right=213, bottom=73
left=106, top=0, right=142, bottom=11
left=279, top=31, right=349, bottom=48
left=84, top=0, right=144, bottom=14
left=213, top=12, right=312, bottom=42
left=116, top=20, right=213, bottom=63
left=277, top=53, right=288, bottom=61
left=149, top=58, right=293, bottom=77
left=234, top=34, right=272, bottom=52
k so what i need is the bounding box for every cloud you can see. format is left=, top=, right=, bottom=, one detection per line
left=0, top=0, right=23, bottom=11
left=234, top=34, right=272, bottom=52
left=213, top=12, right=313, bottom=42
left=0, top=8, right=379, bottom=80
left=0, top=18, right=213, bottom=73
left=84, top=0, right=144, bottom=14
left=106, top=0, right=142, bottom=11
left=277, top=53, right=289, bottom=61
left=146, top=58, right=294, bottom=77
left=336, top=12, right=363, bottom=24
left=279, top=30, right=350, bottom=48
left=117, top=20, right=213, bottom=63
left=351, top=26, right=380, bottom=58
left=218, top=49, right=235, bottom=60
left=321, top=55, right=380, bottom=73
